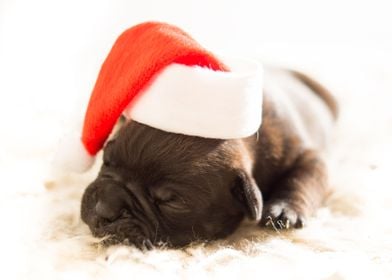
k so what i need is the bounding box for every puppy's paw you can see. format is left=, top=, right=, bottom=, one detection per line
left=260, top=200, right=306, bottom=230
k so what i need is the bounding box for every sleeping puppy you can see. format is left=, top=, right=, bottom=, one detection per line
left=81, top=67, right=337, bottom=248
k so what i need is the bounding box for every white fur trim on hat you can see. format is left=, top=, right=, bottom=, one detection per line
left=123, top=57, right=263, bottom=139
left=52, top=131, right=95, bottom=173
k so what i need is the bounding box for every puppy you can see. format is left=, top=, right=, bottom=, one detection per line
left=81, top=67, right=337, bottom=248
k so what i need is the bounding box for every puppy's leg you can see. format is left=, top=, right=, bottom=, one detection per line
left=261, top=149, right=328, bottom=229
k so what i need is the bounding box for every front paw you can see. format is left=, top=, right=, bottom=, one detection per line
left=260, top=200, right=306, bottom=229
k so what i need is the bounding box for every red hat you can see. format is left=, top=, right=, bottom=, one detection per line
left=54, top=22, right=263, bottom=172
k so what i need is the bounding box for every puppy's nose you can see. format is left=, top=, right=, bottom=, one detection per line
left=95, top=182, right=127, bottom=221
left=95, top=200, right=121, bottom=221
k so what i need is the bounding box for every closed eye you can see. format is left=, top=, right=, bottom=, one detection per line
left=160, top=196, right=188, bottom=210
left=153, top=192, right=190, bottom=213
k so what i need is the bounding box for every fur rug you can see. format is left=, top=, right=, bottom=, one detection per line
left=1, top=49, right=392, bottom=279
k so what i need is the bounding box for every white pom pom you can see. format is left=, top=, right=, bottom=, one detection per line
left=52, top=131, right=95, bottom=173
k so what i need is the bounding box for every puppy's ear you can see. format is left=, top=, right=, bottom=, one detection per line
left=231, top=170, right=263, bottom=221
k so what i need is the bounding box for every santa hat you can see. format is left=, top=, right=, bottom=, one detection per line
left=53, top=22, right=263, bottom=172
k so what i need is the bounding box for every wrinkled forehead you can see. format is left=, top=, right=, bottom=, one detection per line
left=104, top=121, right=235, bottom=175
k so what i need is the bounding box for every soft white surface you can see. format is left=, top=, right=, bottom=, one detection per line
left=125, top=59, right=263, bottom=139
left=1, top=1, right=392, bottom=279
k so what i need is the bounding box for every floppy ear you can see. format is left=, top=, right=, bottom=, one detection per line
left=231, top=170, right=263, bottom=221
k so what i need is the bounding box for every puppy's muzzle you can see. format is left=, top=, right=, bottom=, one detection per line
left=84, top=179, right=155, bottom=249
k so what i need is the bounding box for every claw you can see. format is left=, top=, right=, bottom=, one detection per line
left=261, top=200, right=306, bottom=230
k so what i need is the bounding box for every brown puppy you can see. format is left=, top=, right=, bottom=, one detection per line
left=81, top=67, right=337, bottom=248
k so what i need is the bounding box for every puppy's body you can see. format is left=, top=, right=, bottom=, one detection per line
left=264, top=68, right=335, bottom=150
left=81, top=68, right=336, bottom=248
left=249, top=68, right=336, bottom=227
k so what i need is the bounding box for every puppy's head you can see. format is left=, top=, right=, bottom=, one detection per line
left=81, top=121, right=262, bottom=248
